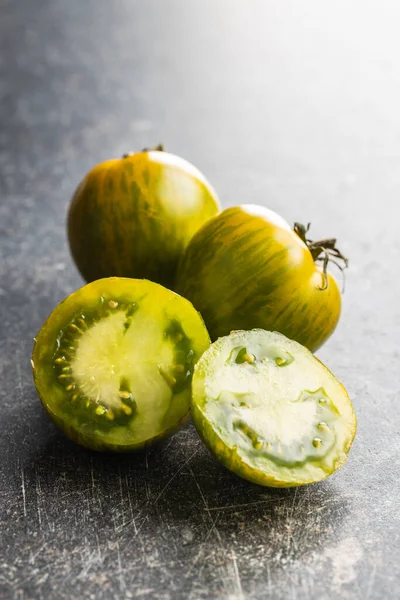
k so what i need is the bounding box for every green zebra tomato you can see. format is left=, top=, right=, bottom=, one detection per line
left=31, top=278, right=210, bottom=452
left=175, top=205, right=348, bottom=352
left=191, top=329, right=356, bottom=487
left=68, top=147, right=220, bottom=290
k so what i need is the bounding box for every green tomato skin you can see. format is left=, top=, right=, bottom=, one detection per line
left=40, top=403, right=190, bottom=453
left=175, top=205, right=342, bottom=352
left=68, top=151, right=220, bottom=291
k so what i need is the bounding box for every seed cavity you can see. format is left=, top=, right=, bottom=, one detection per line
left=234, top=419, right=262, bottom=449
left=159, top=366, right=176, bottom=388
left=106, top=409, right=114, bottom=421
left=125, top=302, right=137, bottom=318
left=243, top=353, right=255, bottom=364
left=274, top=350, right=294, bottom=367
left=318, top=422, right=330, bottom=432
left=234, top=347, right=256, bottom=365
left=163, top=319, right=194, bottom=394
left=123, top=302, right=138, bottom=333
left=118, top=377, right=137, bottom=418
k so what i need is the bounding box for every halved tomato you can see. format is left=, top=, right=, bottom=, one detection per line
left=191, top=329, right=356, bottom=487
left=32, top=278, right=210, bottom=451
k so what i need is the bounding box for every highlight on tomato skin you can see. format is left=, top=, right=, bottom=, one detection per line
left=191, top=329, right=357, bottom=488
left=31, top=277, right=211, bottom=452
left=175, top=204, right=348, bottom=352
left=67, top=147, right=221, bottom=291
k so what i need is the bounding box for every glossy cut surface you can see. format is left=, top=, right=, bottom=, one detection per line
left=32, top=278, right=210, bottom=451
left=176, top=205, right=342, bottom=351
left=192, top=330, right=356, bottom=487
left=68, top=151, right=220, bottom=290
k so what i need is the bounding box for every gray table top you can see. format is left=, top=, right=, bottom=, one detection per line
left=1, top=1, right=399, bottom=599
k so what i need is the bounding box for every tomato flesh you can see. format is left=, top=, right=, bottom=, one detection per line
left=191, top=330, right=356, bottom=487
left=32, top=278, right=210, bottom=451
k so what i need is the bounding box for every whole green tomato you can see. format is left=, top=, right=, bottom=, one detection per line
left=68, top=146, right=220, bottom=290
left=175, top=205, right=348, bottom=352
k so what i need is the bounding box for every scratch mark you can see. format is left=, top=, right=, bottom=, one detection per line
left=231, top=551, right=244, bottom=600
left=290, top=486, right=298, bottom=520
left=125, top=473, right=134, bottom=522
left=95, top=533, right=102, bottom=562
left=135, top=514, right=149, bottom=536
left=189, top=465, right=223, bottom=546
left=29, top=543, right=45, bottom=565
left=21, top=466, right=27, bottom=518
left=144, top=453, right=150, bottom=500
left=205, top=499, right=276, bottom=512
left=188, top=466, right=208, bottom=509
left=77, top=545, right=102, bottom=580
left=132, top=518, right=138, bottom=536
left=116, top=540, right=126, bottom=593
left=186, top=513, right=221, bottom=578
left=161, top=437, right=175, bottom=454
left=154, top=448, right=198, bottom=504
left=90, top=457, right=95, bottom=492
left=118, top=465, right=126, bottom=527
left=35, top=469, right=42, bottom=528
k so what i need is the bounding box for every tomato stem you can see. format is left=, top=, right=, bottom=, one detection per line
left=293, top=223, right=348, bottom=291
left=122, top=144, right=165, bottom=159
left=142, top=143, right=164, bottom=152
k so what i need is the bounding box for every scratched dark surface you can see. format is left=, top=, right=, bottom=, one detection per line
left=1, top=1, right=400, bottom=599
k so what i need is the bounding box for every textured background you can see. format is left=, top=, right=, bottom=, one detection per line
left=1, top=1, right=400, bottom=598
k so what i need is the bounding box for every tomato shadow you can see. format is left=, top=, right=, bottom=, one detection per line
left=17, top=419, right=352, bottom=571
